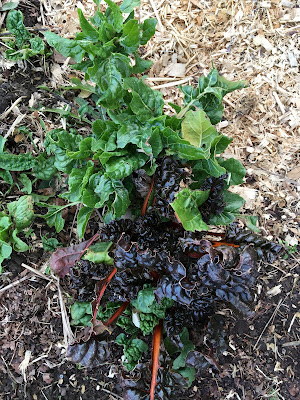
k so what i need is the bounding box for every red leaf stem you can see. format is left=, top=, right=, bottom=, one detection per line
left=150, top=320, right=163, bottom=400
left=75, top=232, right=100, bottom=263
left=104, top=300, right=130, bottom=326
left=212, top=241, right=239, bottom=248
left=92, top=267, right=117, bottom=323
left=141, top=176, right=155, bottom=216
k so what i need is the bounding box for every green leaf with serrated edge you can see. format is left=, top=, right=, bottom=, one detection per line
left=123, top=77, right=164, bottom=121
left=43, top=31, right=85, bottom=62
left=7, top=195, right=34, bottom=230
left=19, top=173, right=32, bottom=194
left=87, top=54, right=132, bottom=109
left=140, top=18, right=157, bottom=45
left=77, top=207, right=94, bottom=239
left=181, top=109, right=218, bottom=148
left=105, top=153, right=148, bottom=180
left=120, top=0, right=140, bottom=13
left=171, top=188, right=210, bottom=232
left=209, top=191, right=245, bottom=226
left=104, top=0, right=123, bottom=33
left=6, top=10, right=30, bottom=48
left=77, top=9, right=99, bottom=42
left=83, top=242, right=113, bottom=264
left=162, top=128, right=210, bottom=160
left=11, top=229, right=29, bottom=252
left=173, top=328, right=195, bottom=370
left=132, top=53, right=152, bottom=74
left=217, top=157, right=246, bottom=185
left=119, top=19, right=140, bottom=53
left=0, top=153, right=35, bottom=171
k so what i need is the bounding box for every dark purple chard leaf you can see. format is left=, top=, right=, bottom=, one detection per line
left=226, top=223, right=284, bottom=263
left=155, top=276, right=192, bottom=306
left=50, top=240, right=91, bottom=277
left=66, top=338, right=110, bottom=368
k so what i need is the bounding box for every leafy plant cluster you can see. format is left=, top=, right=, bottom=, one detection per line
left=4, top=9, right=47, bottom=60
left=0, top=1, right=284, bottom=399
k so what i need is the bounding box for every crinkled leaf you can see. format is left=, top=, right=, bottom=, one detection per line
left=209, top=191, right=245, bottom=225
left=171, top=188, right=210, bottom=232
left=0, top=153, right=35, bottom=171
left=87, top=54, right=132, bottom=109
left=123, top=77, right=164, bottom=121
left=116, top=333, right=148, bottom=371
left=104, top=0, right=123, bottom=33
left=105, top=153, right=148, bottom=180
left=6, top=10, right=30, bottom=48
left=67, top=339, right=110, bottom=367
left=50, top=240, right=91, bottom=277
left=7, top=195, right=34, bottom=230
left=32, top=153, right=57, bottom=180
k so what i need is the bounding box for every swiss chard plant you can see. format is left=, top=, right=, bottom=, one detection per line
left=0, top=0, right=284, bottom=398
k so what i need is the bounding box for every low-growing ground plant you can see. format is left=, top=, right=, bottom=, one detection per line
left=0, top=0, right=284, bottom=398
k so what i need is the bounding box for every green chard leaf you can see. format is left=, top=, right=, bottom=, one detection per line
left=132, top=52, right=153, bottom=74
left=180, top=67, right=248, bottom=124
left=83, top=242, right=113, bottom=264
left=208, top=191, right=245, bottom=226
left=43, top=31, right=86, bottom=62
left=119, top=19, right=140, bottom=53
left=6, top=9, right=30, bottom=48
left=123, top=77, right=164, bottom=121
left=140, top=18, right=157, bottom=45
left=11, top=229, right=29, bottom=252
left=104, top=0, right=123, bottom=33
left=77, top=9, right=99, bottom=42
left=116, top=333, right=148, bottom=371
left=172, top=328, right=195, bottom=370
left=87, top=54, right=132, bottom=109
left=7, top=195, right=34, bottom=230
left=171, top=188, right=210, bottom=232
left=120, top=0, right=140, bottom=13
left=217, top=157, right=246, bottom=185
left=77, top=207, right=94, bottom=239
left=0, top=153, right=36, bottom=171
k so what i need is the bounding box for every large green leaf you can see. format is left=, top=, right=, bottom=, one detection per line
left=140, top=18, right=157, bottom=45
left=120, top=0, right=140, bottom=13
left=209, top=191, right=245, bottom=225
left=6, top=10, right=30, bottom=48
left=11, top=229, right=29, bottom=252
left=83, top=242, right=113, bottom=264
left=171, top=188, right=210, bottom=232
left=7, top=195, right=34, bottom=230
left=181, top=109, right=218, bottom=148
left=43, top=31, right=86, bottom=62
left=217, top=157, right=246, bottom=185
left=87, top=54, right=132, bottom=109
left=123, top=77, right=164, bottom=121
left=119, top=19, right=140, bottom=53
left=77, top=207, right=94, bottom=239
left=104, top=0, right=123, bottom=33
left=0, top=153, right=35, bottom=171
left=105, top=153, right=148, bottom=180
left=180, top=67, right=248, bottom=124
left=162, top=128, right=211, bottom=160
left=77, top=9, right=99, bottom=42
left=132, top=52, right=153, bottom=74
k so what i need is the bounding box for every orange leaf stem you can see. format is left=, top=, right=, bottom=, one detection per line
left=104, top=300, right=130, bottom=326
left=150, top=320, right=163, bottom=400
left=141, top=177, right=155, bottom=216
left=212, top=241, right=239, bottom=248
left=92, top=267, right=117, bottom=322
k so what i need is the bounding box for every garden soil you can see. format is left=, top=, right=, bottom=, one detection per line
left=0, top=0, right=299, bottom=399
